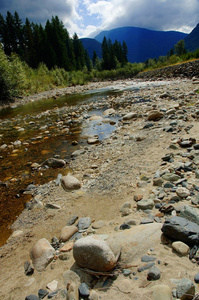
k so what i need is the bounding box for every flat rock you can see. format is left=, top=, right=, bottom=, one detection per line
left=78, top=217, right=91, bottom=232
left=151, top=285, right=172, bottom=300
left=61, top=174, right=81, bottom=191
left=161, top=216, right=199, bottom=246
left=73, top=235, right=117, bottom=271
left=92, top=220, right=105, bottom=229
left=60, top=225, right=78, bottom=242
left=30, top=238, right=56, bottom=272
left=172, top=241, right=189, bottom=256
left=180, top=205, right=199, bottom=226
left=107, top=223, right=162, bottom=264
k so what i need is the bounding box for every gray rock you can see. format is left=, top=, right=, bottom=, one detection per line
left=147, top=266, right=161, bottom=280
left=138, top=262, right=155, bottom=272
left=38, top=289, right=48, bottom=299
left=176, top=278, right=195, bottom=300
left=67, top=215, right=78, bottom=226
left=79, top=283, right=90, bottom=297
left=42, top=157, right=66, bottom=168
left=194, top=272, right=199, bottom=283
left=30, top=238, right=56, bottom=272
left=78, top=217, right=91, bottom=232
left=61, top=174, right=81, bottom=191
left=161, top=216, right=199, bottom=245
left=141, top=255, right=157, bottom=262
left=137, top=199, right=154, bottom=210
left=92, top=220, right=105, bottom=229
left=73, top=236, right=117, bottom=271
left=180, top=205, right=199, bottom=226
left=162, top=173, right=181, bottom=182
left=192, top=192, right=199, bottom=205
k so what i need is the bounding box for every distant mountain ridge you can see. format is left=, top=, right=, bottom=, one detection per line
left=94, top=26, right=187, bottom=63
left=184, top=23, right=199, bottom=52
left=80, top=38, right=102, bottom=60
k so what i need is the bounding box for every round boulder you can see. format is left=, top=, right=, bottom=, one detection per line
left=61, top=174, right=81, bottom=191
left=73, top=236, right=117, bottom=271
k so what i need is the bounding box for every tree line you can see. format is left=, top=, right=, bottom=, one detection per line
left=0, top=11, right=128, bottom=72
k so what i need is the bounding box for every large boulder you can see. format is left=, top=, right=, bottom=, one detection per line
left=73, top=236, right=117, bottom=271
left=161, top=216, right=199, bottom=246
left=61, top=174, right=81, bottom=191
left=30, top=238, right=55, bottom=272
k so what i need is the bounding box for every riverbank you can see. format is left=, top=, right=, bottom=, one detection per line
left=0, top=77, right=199, bottom=299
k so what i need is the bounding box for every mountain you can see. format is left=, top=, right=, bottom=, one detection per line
left=184, top=23, right=199, bottom=52
left=80, top=38, right=102, bottom=60
left=94, top=26, right=187, bottom=63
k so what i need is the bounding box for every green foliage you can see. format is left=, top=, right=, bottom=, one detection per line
left=174, top=40, right=187, bottom=56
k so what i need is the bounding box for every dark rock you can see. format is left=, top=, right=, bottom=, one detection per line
left=25, top=295, right=39, bottom=300
left=48, top=290, right=61, bottom=298
left=38, top=289, right=49, bottom=299
left=120, top=223, right=131, bottom=230
left=67, top=215, right=78, bottom=226
left=161, top=216, right=199, bottom=245
left=194, top=272, right=199, bottom=283
left=147, top=266, right=161, bottom=280
left=140, top=218, right=153, bottom=224
left=143, top=122, right=154, bottom=129
left=42, top=157, right=66, bottom=168
left=193, top=143, right=199, bottom=150
left=78, top=283, right=90, bottom=297
left=24, top=261, right=34, bottom=276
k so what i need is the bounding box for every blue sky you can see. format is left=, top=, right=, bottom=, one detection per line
left=0, top=0, right=198, bottom=37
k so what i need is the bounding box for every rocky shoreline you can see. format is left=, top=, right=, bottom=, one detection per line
left=0, top=76, right=199, bottom=300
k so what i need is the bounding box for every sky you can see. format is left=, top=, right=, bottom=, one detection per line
left=0, top=0, right=199, bottom=38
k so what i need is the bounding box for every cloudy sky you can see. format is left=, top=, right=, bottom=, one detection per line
left=0, top=0, right=198, bottom=37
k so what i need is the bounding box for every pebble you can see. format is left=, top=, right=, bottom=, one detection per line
left=141, top=255, right=157, bottom=262
left=60, top=226, right=78, bottom=242
left=24, top=261, right=34, bottom=276
left=194, top=272, right=199, bottom=283
left=78, top=283, right=90, bottom=297
left=46, top=280, right=58, bottom=291
left=25, top=296, right=39, bottom=300
left=172, top=241, right=189, bottom=256
left=92, top=220, right=105, bottom=229
left=77, top=217, right=91, bottom=232
left=137, top=199, right=154, bottom=210
left=138, top=262, right=155, bottom=272
left=147, top=266, right=161, bottom=280
left=61, top=174, right=81, bottom=191
left=38, top=289, right=49, bottom=299
left=176, top=187, right=190, bottom=198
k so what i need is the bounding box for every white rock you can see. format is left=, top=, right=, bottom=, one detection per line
left=172, top=241, right=189, bottom=256
left=46, top=280, right=58, bottom=291
left=30, top=238, right=55, bottom=272
left=73, top=236, right=117, bottom=271
left=176, top=187, right=190, bottom=198
left=61, top=174, right=81, bottom=191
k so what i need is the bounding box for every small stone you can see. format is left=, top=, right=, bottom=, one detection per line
left=120, top=223, right=131, bottom=230
left=79, top=283, right=90, bottom=297
left=60, top=226, right=78, bottom=242
left=172, top=241, right=189, bottom=256
left=122, top=269, right=132, bottom=276
left=147, top=110, right=163, bottom=121
left=67, top=215, right=78, bottom=226
left=59, top=253, right=70, bottom=261
left=123, top=112, right=137, bottom=120
left=138, top=262, right=155, bottom=272
left=89, top=290, right=99, bottom=300
left=194, top=272, right=199, bottom=283
left=147, top=266, right=161, bottom=280
left=25, top=296, right=39, bottom=300
left=67, top=282, right=79, bottom=300
left=78, top=217, right=91, bottom=232
left=24, top=261, right=34, bottom=276
left=141, top=255, right=157, bottom=262
left=137, top=199, right=154, bottom=210
left=92, top=220, right=105, bottom=229
left=42, top=157, right=66, bottom=168
left=176, top=187, right=190, bottom=198
left=38, top=289, right=49, bottom=299
left=46, top=280, right=58, bottom=291
left=61, top=174, right=81, bottom=191
left=153, top=178, right=164, bottom=187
